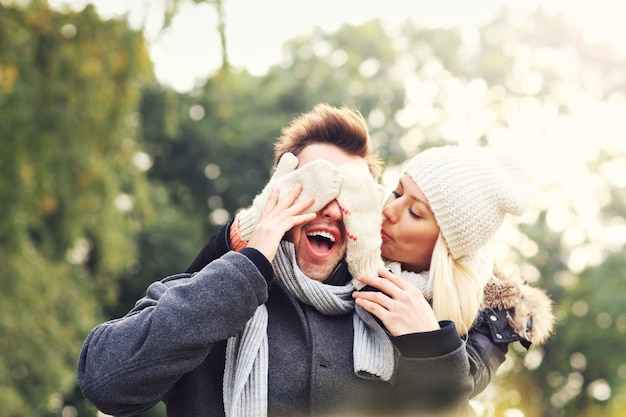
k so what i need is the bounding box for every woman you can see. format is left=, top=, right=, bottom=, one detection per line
left=351, top=146, right=554, bottom=372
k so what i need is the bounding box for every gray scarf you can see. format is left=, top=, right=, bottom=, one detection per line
left=223, top=241, right=394, bottom=417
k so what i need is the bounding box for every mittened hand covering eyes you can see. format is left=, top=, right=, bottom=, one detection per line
left=336, top=164, right=386, bottom=289
left=375, top=183, right=388, bottom=210
left=237, top=153, right=342, bottom=241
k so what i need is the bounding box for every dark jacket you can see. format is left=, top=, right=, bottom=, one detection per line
left=78, top=222, right=553, bottom=417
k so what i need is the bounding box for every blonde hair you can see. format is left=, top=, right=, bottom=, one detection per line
left=429, top=234, right=484, bottom=336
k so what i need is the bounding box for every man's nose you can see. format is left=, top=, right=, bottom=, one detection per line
left=319, top=199, right=343, bottom=221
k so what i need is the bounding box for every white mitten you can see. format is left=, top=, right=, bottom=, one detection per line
left=336, top=164, right=386, bottom=289
left=375, top=183, right=388, bottom=210
left=237, top=153, right=342, bottom=240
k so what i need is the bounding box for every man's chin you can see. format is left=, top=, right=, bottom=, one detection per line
left=308, top=271, right=332, bottom=283
left=292, top=238, right=346, bottom=282
left=295, top=258, right=336, bottom=283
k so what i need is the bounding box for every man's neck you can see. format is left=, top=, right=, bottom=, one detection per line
left=320, top=260, right=350, bottom=286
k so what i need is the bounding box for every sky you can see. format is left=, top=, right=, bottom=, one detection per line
left=147, top=0, right=504, bottom=90
left=51, top=0, right=626, bottom=92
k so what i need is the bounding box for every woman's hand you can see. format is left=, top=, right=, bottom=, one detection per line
left=353, top=268, right=440, bottom=336
left=247, top=183, right=315, bottom=263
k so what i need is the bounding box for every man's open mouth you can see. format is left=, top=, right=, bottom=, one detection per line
left=306, top=230, right=336, bottom=255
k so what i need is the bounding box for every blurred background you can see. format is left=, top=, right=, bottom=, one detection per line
left=1, top=0, right=625, bottom=416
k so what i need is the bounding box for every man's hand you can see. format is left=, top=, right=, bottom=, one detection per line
left=353, top=268, right=440, bottom=336
left=247, top=183, right=316, bottom=262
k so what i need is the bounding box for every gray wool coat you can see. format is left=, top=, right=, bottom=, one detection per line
left=78, top=223, right=508, bottom=417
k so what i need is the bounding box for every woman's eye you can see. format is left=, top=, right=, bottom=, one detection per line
left=392, top=190, right=401, bottom=198
left=409, top=208, right=421, bottom=219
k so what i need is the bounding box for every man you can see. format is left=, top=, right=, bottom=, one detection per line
left=78, top=104, right=483, bottom=417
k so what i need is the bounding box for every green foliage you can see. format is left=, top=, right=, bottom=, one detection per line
left=0, top=248, right=99, bottom=416
left=0, top=2, right=154, bottom=297
left=267, top=20, right=408, bottom=163
left=0, top=2, right=153, bottom=415
left=2, top=2, right=625, bottom=417
left=140, top=74, right=278, bottom=239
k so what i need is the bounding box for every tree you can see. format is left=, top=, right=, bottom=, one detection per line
left=3, top=2, right=625, bottom=416
left=0, top=3, right=153, bottom=415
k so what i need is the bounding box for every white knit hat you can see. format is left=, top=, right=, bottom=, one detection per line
left=403, top=146, right=537, bottom=261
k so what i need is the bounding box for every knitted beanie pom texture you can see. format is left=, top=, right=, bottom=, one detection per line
left=403, top=146, right=537, bottom=260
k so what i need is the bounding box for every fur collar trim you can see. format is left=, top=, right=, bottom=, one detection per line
left=482, top=267, right=554, bottom=345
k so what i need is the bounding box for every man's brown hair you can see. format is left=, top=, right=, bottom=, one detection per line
left=273, top=103, right=382, bottom=180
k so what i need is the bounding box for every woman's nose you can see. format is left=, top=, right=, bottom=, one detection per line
left=320, top=199, right=343, bottom=221
left=382, top=202, right=398, bottom=223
